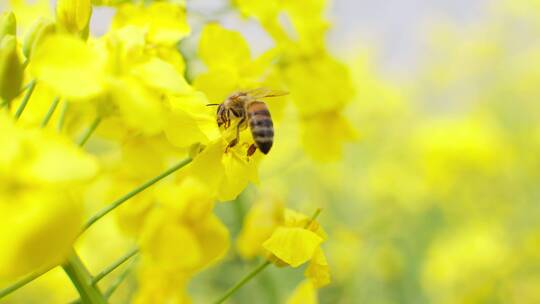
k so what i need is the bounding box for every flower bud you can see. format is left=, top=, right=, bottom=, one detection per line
left=23, top=18, right=56, bottom=58
left=0, top=12, right=16, bottom=41
left=56, top=0, right=92, bottom=36
left=0, top=35, right=24, bottom=103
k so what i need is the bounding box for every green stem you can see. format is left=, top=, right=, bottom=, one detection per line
left=232, top=193, right=246, bottom=237
left=104, top=259, right=136, bottom=299
left=77, top=116, right=101, bottom=147
left=0, top=265, right=56, bottom=299
left=213, top=261, right=271, bottom=304
left=92, top=248, right=139, bottom=285
left=80, top=157, right=192, bottom=234
left=305, top=208, right=322, bottom=228
left=57, top=101, right=69, bottom=132
left=18, top=81, right=33, bottom=95
left=259, top=270, right=278, bottom=304
left=14, top=79, right=36, bottom=120
left=69, top=248, right=139, bottom=303
left=40, top=97, right=60, bottom=128
left=62, top=252, right=107, bottom=304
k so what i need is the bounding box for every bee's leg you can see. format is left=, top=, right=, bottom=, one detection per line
left=224, top=109, right=231, bottom=129
left=247, top=144, right=257, bottom=157
left=225, top=117, right=245, bottom=152
left=217, top=104, right=227, bottom=128
left=230, top=108, right=240, bottom=117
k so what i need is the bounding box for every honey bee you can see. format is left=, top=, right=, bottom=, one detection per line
left=208, top=88, right=288, bottom=156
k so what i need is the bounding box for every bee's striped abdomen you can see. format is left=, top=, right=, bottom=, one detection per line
left=247, top=101, right=274, bottom=154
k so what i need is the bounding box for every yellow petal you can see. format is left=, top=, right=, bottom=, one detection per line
left=234, top=0, right=280, bottom=22
left=131, top=58, right=191, bottom=94
left=193, top=68, right=239, bottom=103
left=178, top=139, right=225, bottom=197
left=133, top=262, right=192, bottom=304
left=158, top=179, right=215, bottom=223
left=22, top=17, right=56, bottom=59
left=286, top=280, right=318, bottom=304
left=199, top=23, right=250, bottom=69
left=101, top=25, right=146, bottom=63
left=112, top=2, right=190, bottom=45
left=56, top=0, right=92, bottom=34
left=165, top=110, right=212, bottom=148
left=218, top=151, right=260, bottom=201
left=21, top=130, right=98, bottom=184
left=0, top=114, right=21, bottom=168
left=28, top=34, right=104, bottom=100
left=285, top=53, right=353, bottom=116
left=301, top=112, right=357, bottom=162
left=305, top=248, right=331, bottom=288
left=283, top=209, right=327, bottom=239
left=164, top=92, right=220, bottom=148
left=191, top=214, right=230, bottom=270
left=8, top=0, right=51, bottom=29
left=237, top=198, right=285, bottom=259
left=140, top=210, right=201, bottom=270
left=114, top=180, right=155, bottom=237
left=108, top=77, right=164, bottom=134
left=0, top=190, right=83, bottom=281
left=263, top=227, right=322, bottom=267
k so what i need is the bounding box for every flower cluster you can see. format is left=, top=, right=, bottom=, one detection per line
left=0, top=0, right=355, bottom=303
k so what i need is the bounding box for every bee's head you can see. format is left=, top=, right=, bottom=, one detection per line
left=206, top=103, right=226, bottom=127
left=216, top=103, right=226, bottom=127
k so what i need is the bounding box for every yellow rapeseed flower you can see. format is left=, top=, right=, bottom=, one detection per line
left=139, top=179, right=229, bottom=273
left=264, top=227, right=322, bottom=267
left=263, top=209, right=331, bottom=287
left=178, top=138, right=261, bottom=201
left=194, top=23, right=280, bottom=103
left=234, top=0, right=328, bottom=46
left=0, top=113, right=98, bottom=282
left=136, top=178, right=229, bottom=302
left=29, top=29, right=207, bottom=140
left=111, top=1, right=190, bottom=46
left=235, top=0, right=356, bottom=162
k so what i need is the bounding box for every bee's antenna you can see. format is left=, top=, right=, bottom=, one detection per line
left=206, top=103, right=220, bottom=106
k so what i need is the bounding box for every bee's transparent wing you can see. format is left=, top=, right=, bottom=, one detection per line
left=246, top=88, right=289, bottom=99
